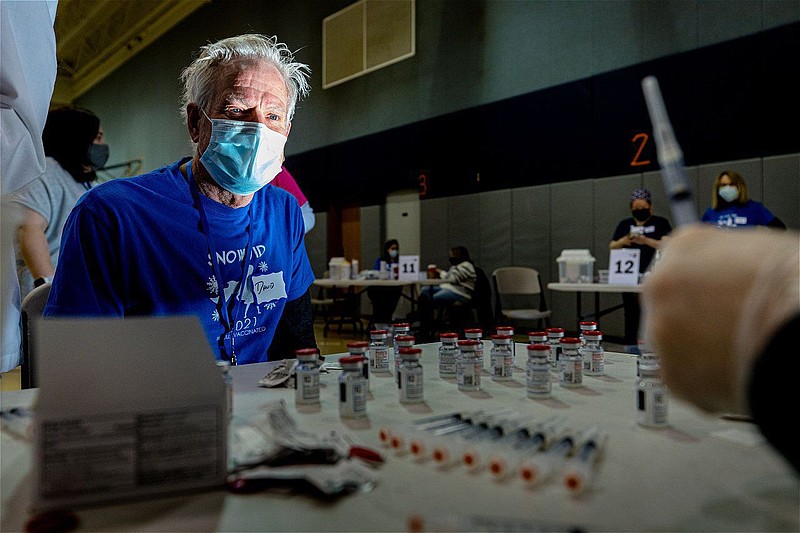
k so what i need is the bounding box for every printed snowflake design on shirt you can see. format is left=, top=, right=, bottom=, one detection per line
left=211, top=309, right=220, bottom=322
left=207, top=275, right=219, bottom=295
left=259, top=261, right=269, bottom=273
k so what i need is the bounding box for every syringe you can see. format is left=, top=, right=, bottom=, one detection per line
left=562, top=426, right=608, bottom=496
left=517, top=426, right=590, bottom=487
left=486, top=415, right=569, bottom=480
left=641, top=75, right=698, bottom=228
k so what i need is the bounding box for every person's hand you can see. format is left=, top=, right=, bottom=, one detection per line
left=641, top=225, right=799, bottom=414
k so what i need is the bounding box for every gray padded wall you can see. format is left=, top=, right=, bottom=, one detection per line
left=764, top=154, right=800, bottom=229
left=360, top=205, right=383, bottom=270
left=304, top=212, right=328, bottom=279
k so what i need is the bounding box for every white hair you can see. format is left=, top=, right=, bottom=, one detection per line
left=180, top=34, right=310, bottom=121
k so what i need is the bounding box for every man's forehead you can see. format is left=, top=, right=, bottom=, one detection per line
left=213, top=60, right=289, bottom=106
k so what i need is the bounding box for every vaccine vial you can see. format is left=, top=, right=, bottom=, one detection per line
left=580, top=330, right=605, bottom=376
left=579, top=321, right=598, bottom=346
left=489, top=334, right=514, bottom=381
left=347, top=341, right=370, bottom=393
left=398, top=347, right=424, bottom=403
left=526, top=344, right=552, bottom=399
left=394, top=335, right=416, bottom=385
left=546, top=327, right=565, bottom=370
left=438, top=332, right=460, bottom=377
left=392, top=322, right=411, bottom=349
left=456, top=339, right=482, bottom=392
left=369, top=329, right=390, bottom=373
left=464, top=328, right=485, bottom=367
left=636, top=357, right=669, bottom=427
left=294, top=348, right=321, bottom=405
left=527, top=330, right=547, bottom=345
left=216, top=360, right=233, bottom=421
left=339, top=355, right=367, bottom=419
left=558, top=337, right=583, bottom=388
left=495, top=326, right=514, bottom=365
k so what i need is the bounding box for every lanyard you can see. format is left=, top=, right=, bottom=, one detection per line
left=186, top=161, right=254, bottom=365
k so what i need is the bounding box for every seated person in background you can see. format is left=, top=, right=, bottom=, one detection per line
left=701, top=170, right=786, bottom=229
left=641, top=225, right=799, bottom=472
left=9, top=106, right=108, bottom=300
left=44, top=34, right=317, bottom=365
left=273, top=164, right=315, bottom=233
left=609, top=187, right=672, bottom=345
left=417, top=245, right=476, bottom=339
left=367, top=239, right=403, bottom=325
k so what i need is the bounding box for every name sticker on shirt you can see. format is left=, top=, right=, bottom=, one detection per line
left=252, top=272, right=288, bottom=304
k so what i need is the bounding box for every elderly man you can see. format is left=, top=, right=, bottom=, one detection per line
left=44, top=34, right=317, bottom=364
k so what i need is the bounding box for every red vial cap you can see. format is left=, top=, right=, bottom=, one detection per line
left=347, top=341, right=369, bottom=349
left=560, top=337, right=581, bottom=345
left=395, top=335, right=416, bottom=343
left=370, top=329, right=388, bottom=335
left=491, top=334, right=512, bottom=340
left=439, top=332, right=459, bottom=339
left=340, top=355, right=365, bottom=364
left=527, top=331, right=547, bottom=337
left=457, top=339, right=480, bottom=346
left=465, top=328, right=483, bottom=334
left=495, top=326, right=513, bottom=332
left=398, top=347, right=422, bottom=356
left=579, top=321, right=597, bottom=327
left=295, top=348, right=319, bottom=356
left=583, top=330, right=603, bottom=337
left=546, top=327, right=565, bottom=334
left=393, top=322, right=411, bottom=328
left=527, top=343, right=551, bottom=352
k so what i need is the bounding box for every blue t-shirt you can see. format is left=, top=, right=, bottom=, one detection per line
left=44, top=158, right=315, bottom=364
left=701, top=199, right=778, bottom=228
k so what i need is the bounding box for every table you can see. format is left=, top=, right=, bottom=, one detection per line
left=2, top=345, right=797, bottom=532
left=548, top=282, right=642, bottom=328
left=313, top=278, right=446, bottom=332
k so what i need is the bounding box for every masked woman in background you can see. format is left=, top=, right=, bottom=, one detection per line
left=701, top=170, right=786, bottom=229
left=8, top=106, right=108, bottom=299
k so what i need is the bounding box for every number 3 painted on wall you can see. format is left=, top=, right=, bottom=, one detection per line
left=418, top=173, right=428, bottom=197
left=630, top=133, right=651, bottom=167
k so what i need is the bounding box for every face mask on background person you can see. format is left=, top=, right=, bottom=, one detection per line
left=86, top=143, right=109, bottom=170
left=631, top=208, right=651, bottom=222
left=718, top=185, right=739, bottom=203
left=200, top=111, right=287, bottom=196
left=388, top=249, right=398, bottom=259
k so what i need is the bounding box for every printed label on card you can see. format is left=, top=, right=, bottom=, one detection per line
left=397, top=255, right=420, bottom=281
left=608, top=249, right=640, bottom=285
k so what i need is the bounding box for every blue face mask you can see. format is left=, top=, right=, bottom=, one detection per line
left=200, top=112, right=287, bottom=196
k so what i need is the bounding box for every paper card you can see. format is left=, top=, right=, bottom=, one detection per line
left=33, top=316, right=227, bottom=511
left=608, top=248, right=641, bottom=285
left=397, top=255, right=420, bottom=281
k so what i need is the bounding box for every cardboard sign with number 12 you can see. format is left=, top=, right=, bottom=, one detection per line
left=608, top=249, right=640, bottom=285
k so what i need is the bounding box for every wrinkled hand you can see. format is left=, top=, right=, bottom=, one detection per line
left=641, top=225, right=799, bottom=414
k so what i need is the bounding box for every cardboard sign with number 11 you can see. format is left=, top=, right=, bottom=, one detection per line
left=397, top=255, right=420, bottom=281
left=608, top=249, right=640, bottom=285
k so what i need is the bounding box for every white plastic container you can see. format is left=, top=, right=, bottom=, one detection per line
left=328, top=257, right=351, bottom=280
left=556, top=249, right=595, bottom=283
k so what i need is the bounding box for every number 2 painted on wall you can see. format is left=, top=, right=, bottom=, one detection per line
left=630, top=133, right=651, bottom=167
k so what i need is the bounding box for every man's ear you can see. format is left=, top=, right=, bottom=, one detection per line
left=187, top=103, right=201, bottom=143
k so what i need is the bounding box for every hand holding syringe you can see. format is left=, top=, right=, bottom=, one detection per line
left=641, top=75, right=698, bottom=228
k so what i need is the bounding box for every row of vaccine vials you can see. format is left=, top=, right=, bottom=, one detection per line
left=378, top=409, right=608, bottom=495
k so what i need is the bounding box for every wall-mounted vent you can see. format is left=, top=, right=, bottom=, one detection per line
left=323, top=0, right=415, bottom=89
